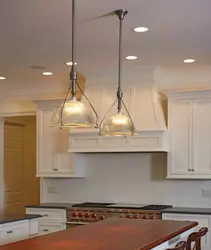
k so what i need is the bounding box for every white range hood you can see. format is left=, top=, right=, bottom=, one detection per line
left=68, top=85, right=169, bottom=153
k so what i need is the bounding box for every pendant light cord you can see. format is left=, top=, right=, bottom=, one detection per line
left=71, top=0, right=76, bottom=99
left=116, top=10, right=127, bottom=113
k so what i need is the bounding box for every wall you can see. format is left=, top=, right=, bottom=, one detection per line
left=43, top=153, right=211, bottom=207
left=0, top=119, right=4, bottom=211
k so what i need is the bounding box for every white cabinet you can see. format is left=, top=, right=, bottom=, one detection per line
left=192, top=99, right=211, bottom=175
left=162, top=213, right=211, bottom=250
left=0, top=220, right=29, bottom=246
left=38, top=222, right=66, bottom=236
left=35, top=99, right=86, bottom=178
left=166, top=90, right=211, bottom=179
left=26, top=207, right=67, bottom=237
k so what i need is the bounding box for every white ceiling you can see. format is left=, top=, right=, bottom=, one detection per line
left=1, top=0, right=211, bottom=97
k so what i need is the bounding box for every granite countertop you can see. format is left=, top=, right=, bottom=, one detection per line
left=0, top=214, right=42, bottom=225
left=25, top=203, right=75, bottom=209
left=162, top=207, right=211, bottom=215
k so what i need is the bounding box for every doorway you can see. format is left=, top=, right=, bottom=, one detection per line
left=3, top=115, right=40, bottom=215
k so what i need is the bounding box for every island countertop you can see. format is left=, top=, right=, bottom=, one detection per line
left=0, top=214, right=42, bottom=225
left=0, top=218, right=197, bottom=250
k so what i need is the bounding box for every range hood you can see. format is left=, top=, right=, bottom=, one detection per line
left=68, top=85, right=169, bottom=153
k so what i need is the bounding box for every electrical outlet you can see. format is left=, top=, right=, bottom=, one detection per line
left=47, top=186, right=56, bottom=194
left=202, top=189, right=211, bottom=197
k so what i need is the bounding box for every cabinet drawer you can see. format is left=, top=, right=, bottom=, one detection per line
left=26, top=208, right=67, bottom=222
left=0, top=220, right=29, bottom=246
left=38, top=223, right=66, bottom=236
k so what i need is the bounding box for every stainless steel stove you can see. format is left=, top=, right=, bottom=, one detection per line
left=67, top=202, right=172, bottom=226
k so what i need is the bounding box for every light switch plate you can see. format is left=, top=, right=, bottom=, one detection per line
left=47, top=186, right=56, bottom=194
left=202, top=189, right=211, bottom=197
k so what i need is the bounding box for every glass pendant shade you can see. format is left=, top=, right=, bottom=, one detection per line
left=51, top=99, right=96, bottom=128
left=101, top=112, right=134, bottom=136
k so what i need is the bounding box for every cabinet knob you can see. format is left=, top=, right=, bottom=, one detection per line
left=7, top=230, right=13, bottom=234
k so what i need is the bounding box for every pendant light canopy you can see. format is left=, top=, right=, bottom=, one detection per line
left=51, top=0, right=98, bottom=129
left=99, top=10, right=136, bottom=136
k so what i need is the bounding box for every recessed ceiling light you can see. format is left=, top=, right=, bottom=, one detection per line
left=133, top=27, right=148, bottom=33
left=125, top=56, right=138, bottom=60
left=183, top=59, right=196, bottom=63
left=42, top=72, right=53, bottom=76
left=66, top=62, right=77, bottom=66
left=0, top=76, right=6, bottom=80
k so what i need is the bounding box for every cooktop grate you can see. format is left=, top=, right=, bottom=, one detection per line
left=72, top=202, right=115, bottom=208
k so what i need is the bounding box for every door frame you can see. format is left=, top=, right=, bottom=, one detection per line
left=0, top=110, right=44, bottom=211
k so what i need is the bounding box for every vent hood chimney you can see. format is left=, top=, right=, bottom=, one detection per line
left=68, top=85, right=169, bottom=153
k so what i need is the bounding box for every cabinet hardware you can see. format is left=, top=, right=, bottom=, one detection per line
left=53, top=169, right=58, bottom=171
left=7, top=230, right=14, bottom=234
left=43, top=229, right=49, bottom=232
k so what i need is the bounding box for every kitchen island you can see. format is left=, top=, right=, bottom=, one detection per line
left=0, top=214, right=41, bottom=246
left=0, top=218, right=197, bottom=250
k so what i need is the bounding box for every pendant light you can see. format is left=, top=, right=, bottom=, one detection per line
left=99, top=10, right=136, bottom=136
left=51, top=0, right=98, bottom=128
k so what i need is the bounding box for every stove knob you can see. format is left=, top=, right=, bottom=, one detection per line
left=72, top=212, right=77, bottom=218
left=85, top=213, right=90, bottom=218
left=100, top=215, right=106, bottom=220
left=142, top=215, right=149, bottom=219
left=133, top=215, right=139, bottom=219
left=126, top=215, right=132, bottom=219
left=91, top=213, right=97, bottom=219
left=78, top=213, right=83, bottom=218
left=150, top=215, right=156, bottom=220
left=120, top=213, right=125, bottom=218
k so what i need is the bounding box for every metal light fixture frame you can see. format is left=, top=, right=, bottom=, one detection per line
left=53, top=0, right=98, bottom=129
left=99, top=9, right=136, bottom=136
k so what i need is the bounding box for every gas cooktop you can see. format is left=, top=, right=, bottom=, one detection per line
left=72, top=202, right=115, bottom=208
left=72, top=202, right=172, bottom=210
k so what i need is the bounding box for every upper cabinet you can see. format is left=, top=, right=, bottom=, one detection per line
left=166, top=90, right=211, bottom=179
left=35, top=99, right=86, bottom=178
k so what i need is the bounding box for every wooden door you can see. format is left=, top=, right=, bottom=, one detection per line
left=4, top=116, right=40, bottom=215
left=4, top=121, right=25, bottom=215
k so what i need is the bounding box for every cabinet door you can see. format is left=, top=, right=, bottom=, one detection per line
left=162, top=213, right=211, bottom=249
left=36, top=107, right=73, bottom=177
left=167, top=99, right=193, bottom=178
left=193, top=99, right=211, bottom=177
